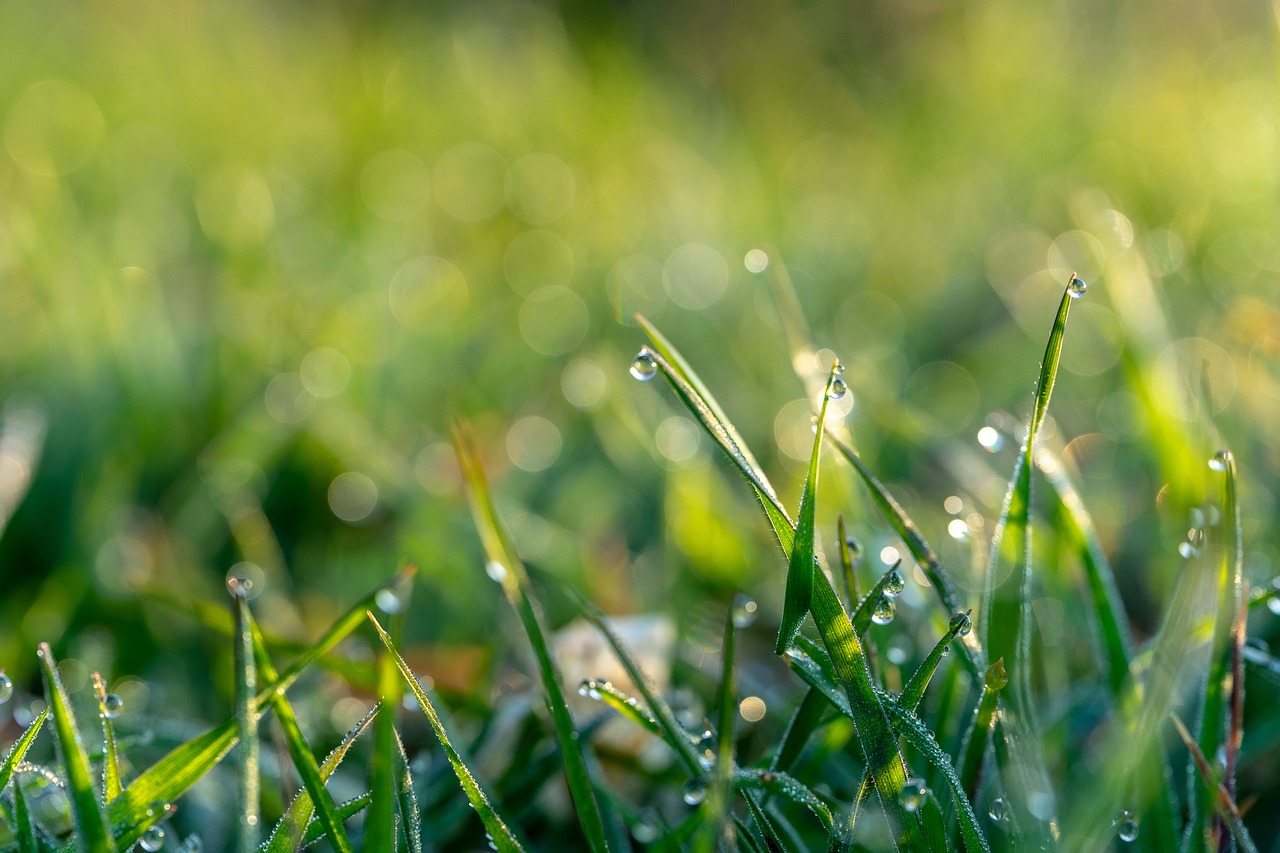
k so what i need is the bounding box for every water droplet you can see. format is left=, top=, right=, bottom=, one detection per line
left=832, top=362, right=845, bottom=376
left=948, top=518, right=970, bottom=539
left=0, top=673, right=12, bottom=704
left=1115, top=810, right=1139, bottom=842
left=731, top=594, right=758, bottom=628
left=1268, top=597, right=1280, bottom=616
left=898, top=778, right=927, bottom=812
left=759, top=771, right=776, bottom=783
left=375, top=588, right=404, bottom=614
left=950, top=611, right=973, bottom=638
left=226, top=576, right=253, bottom=598
left=1178, top=539, right=1198, bottom=559
left=630, top=351, right=658, bottom=382
left=828, top=377, right=848, bottom=400
left=140, top=825, right=166, bottom=852
left=632, top=813, right=660, bottom=843
left=871, top=596, right=896, bottom=625
left=989, top=796, right=1008, bottom=822
left=1067, top=274, right=1087, bottom=298
left=682, top=778, right=708, bottom=805
left=103, top=693, right=124, bottom=719
left=844, top=537, right=863, bottom=563
left=1209, top=449, right=1233, bottom=471
left=577, top=679, right=592, bottom=698
left=485, top=560, right=508, bottom=583
left=179, top=836, right=203, bottom=853
left=977, top=426, right=1004, bottom=452
left=883, top=569, right=905, bottom=597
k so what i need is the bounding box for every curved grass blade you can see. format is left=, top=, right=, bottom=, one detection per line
left=91, top=673, right=123, bottom=805
left=734, top=769, right=834, bottom=833
left=580, top=679, right=662, bottom=738
left=454, top=423, right=611, bottom=853
left=299, top=794, right=374, bottom=848
left=229, top=579, right=261, bottom=851
left=566, top=587, right=704, bottom=776
left=0, top=707, right=48, bottom=794
left=369, top=612, right=526, bottom=853
left=36, top=643, right=115, bottom=853
left=900, top=612, right=971, bottom=714
left=248, top=618, right=355, bottom=853
left=1171, top=714, right=1259, bottom=853
left=778, top=362, right=841, bottom=653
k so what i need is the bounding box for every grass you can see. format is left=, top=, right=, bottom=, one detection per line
left=0, top=266, right=1270, bottom=852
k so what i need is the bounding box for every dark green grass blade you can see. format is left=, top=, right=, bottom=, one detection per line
left=733, top=815, right=769, bottom=853
left=0, top=707, right=48, bottom=793
left=770, top=686, right=826, bottom=774
left=91, top=673, right=123, bottom=804
left=837, top=515, right=861, bottom=611
left=36, top=643, right=115, bottom=853
left=369, top=597, right=408, bottom=850
left=743, top=791, right=792, bottom=853
left=1035, top=448, right=1133, bottom=697
left=566, top=587, right=705, bottom=776
left=735, top=769, right=834, bottom=833
left=230, top=579, right=261, bottom=851
left=454, top=424, right=611, bottom=853
left=261, top=703, right=377, bottom=852
left=12, top=774, right=37, bottom=853
left=918, top=790, right=948, bottom=853
left=299, top=794, right=373, bottom=847
left=369, top=613, right=526, bottom=853
left=695, top=608, right=738, bottom=853
left=249, top=618, right=355, bottom=853
left=777, top=362, right=839, bottom=653
left=900, top=612, right=971, bottom=714
left=1171, top=715, right=1259, bottom=853
left=394, top=729, right=424, bottom=853
left=956, top=660, right=1006, bottom=802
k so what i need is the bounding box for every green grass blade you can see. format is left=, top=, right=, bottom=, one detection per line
left=734, top=769, right=834, bottom=833
left=394, top=729, right=424, bottom=853
left=742, top=791, right=793, bottom=853
left=770, top=686, right=827, bottom=774
left=566, top=587, right=705, bottom=776
left=1219, top=451, right=1244, bottom=810
left=1171, top=714, right=1259, bottom=853
left=694, top=607, right=739, bottom=853
left=580, top=678, right=663, bottom=738
left=229, top=579, right=261, bottom=851
left=732, top=814, right=769, bottom=853
left=249, top=619, right=355, bottom=853
left=778, top=362, right=840, bottom=653
left=850, top=562, right=904, bottom=638
left=91, top=673, right=123, bottom=805
left=956, top=659, right=1006, bottom=803
left=899, top=612, right=971, bottom=714
left=369, top=596, right=408, bottom=850
left=36, top=643, right=115, bottom=853
left=12, top=773, right=38, bottom=853
left=368, top=612, right=526, bottom=853
left=837, top=515, right=861, bottom=612
left=299, top=794, right=374, bottom=847
left=1029, top=280, right=1078, bottom=441
left=454, top=423, right=611, bottom=853
left=918, top=789, right=948, bottom=853
left=0, top=707, right=48, bottom=793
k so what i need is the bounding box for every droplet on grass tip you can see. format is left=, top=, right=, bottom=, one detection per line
left=578, top=679, right=602, bottom=700
left=1115, top=810, right=1139, bottom=842
left=226, top=576, right=253, bottom=598
left=102, top=693, right=124, bottom=719
left=0, top=672, right=12, bottom=704
left=950, top=611, right=972, bottom=638
left=883, top=569, right=905, bottom=597
left=1209, top=449, right=1232, bottom=471
left=139, top=826, right=165, bottom=852
left=828, top=377, right=848, bottom=399
left=375, top=588, right=405, bottom=614
left=731, top=593, right=758, bottom=628
left=1067, top=273, right=1087, bottom=298
left=844, top=537, right=863, bottom=563
left=898, top=778, right=927, bottom=812
left=630, top=351, right=658, bottom=381
left=484, top=560, right=508, bottom=583
left=683, top=778, right=708, bottom=805
left=871, top=595, right=896, bottom=625
left=989, top=796, right=1008, bottom=822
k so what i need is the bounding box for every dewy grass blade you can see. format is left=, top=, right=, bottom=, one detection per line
left=837, top=515, right=861, bottom=611
left=299, top=794, right=374, bottom=847
left=369, top=596, right=409, bottom=850
left=92, top=672, right=123, bottom=804
left=581, top=678, right=663, bottom=738
left=742, top=791, right=791, bottom=853
left=777, top=361, right=840, bottom=653
left=770, top=687, right=826, bottom=775
left=851, top=561, right=905, bottom=638
left=248, top=618, right=355, bottom=853
left=1171, top=714, right=1260, bottom=853
left=900, top=611, right=972, bottom=715
left=12, top=770, right=38, bottom=853
left=395, top=729, right=424, bottom=853
left=956, top=659, right=1006, bottom=802
left=36, top=643, right=115, bottom=853
left=229, top=578, right=261, bottom=851
left=454, top=423, right=611, bottom=853
left=695, top=608, right=738, bottom=853
left=734, top=769, right=835, bottom=833
left=0, top=706, right=48, bottom=794
left=369, top=612, right=526, bottom=853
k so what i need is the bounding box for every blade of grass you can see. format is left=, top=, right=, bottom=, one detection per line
left=695, top=607, right=738, bottom=853
left=770, top=687, right=827, bottom=775
left=580, top=678, right=663, bottom=738
left=836, top=515, right=861, bottom=612
left=850, top=562, right=904, bottom=638
left=734, top=769, right=835, bottom=834
left=369, top=612, right=526, bottom=852
left=956, top=659, right=1006, bottom=802
left=229, top=579, right=261, bottom=851
left=0, top=707, right=48, bottom=793
left=369, top=579, right=410, bottom=851
left=36, top=643, right=115, bottom=853
left=743, top=790, right=792, bottom=853
left=454, top=423, right=611, bottom=853
left=299, top=794, right=374, bottom=847
left=12, top=773, right=38, bottom=853
left=900, top=612, right=971, bottom=717
left=1171, top=715, right=1259, bottom=853
left=733, top=815, right=770, bottom=853
left=778, top=362, right=840, bottom=653
left=1221, top=452, right=1244, bottom=826
left=394, top=729, right=424, bottom=853
left=91, top=673, right=123, bottom=805
left=248, top=617, right=355, bottom=853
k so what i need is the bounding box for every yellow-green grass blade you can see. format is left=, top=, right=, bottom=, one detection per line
left=777, top=362, right=840, bottom=653
left=248, top=618, right=355, bottom=853
left=369, top=613, right=526, bottom=852
left=900, top=612, right=972, bottom=714
left=36, top=643, right=116, bottom=853
left=454, top=423, right=611, bottom=853
left=579, top=678, right=663, bottom=738
left=230, top=579, right=261, bottom=851
left=566, top=587, right=705, bottom=776
left=734, top=769, right=834, bottom=834
left=1172, top=714, right=1260, bottom=853
left=828, top=435, right=979, bottom=677
left=1034, top=448, right=1133, bottom=697
left=91, top=673, right=123, bottom=805
left=636, top=320, right=920, bottom=848
left=0, top=707, right=48, bottom=794
left=694, top=607, right=738, bottom=853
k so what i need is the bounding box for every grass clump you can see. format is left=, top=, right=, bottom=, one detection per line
left=0, top=269, right=1267, bottom=852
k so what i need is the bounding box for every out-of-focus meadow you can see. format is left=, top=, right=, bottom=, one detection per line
left=1, top=0, right=1278, bottom=844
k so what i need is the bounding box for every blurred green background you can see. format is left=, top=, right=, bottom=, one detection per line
left=1, top=0, right=1278, bottom=846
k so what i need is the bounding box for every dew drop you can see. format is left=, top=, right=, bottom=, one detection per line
left=103, top=693, right=124, bottom=719
left=577, top=679, right=592, bottom=698
left=226, top=576, right=253, bottom=599
left=950, top=611, right=973, bottom=638
left=484, top=560, right=508, bottom=583
left=883, top=569, right=905, bottom=598
left=179, top=836, right=203, bottom=853
left=1267, top=597, right=1280, bottom=616
left=1209, top=449, right=1232, bottom=471
left=139, top=825, right=165, bottom=852
left=682, top=778, right=708, bottom=805
left=832, top=362, right=845, bottom=376
left=1115, top=810, right=1139, bottom=842
left=630, top=351, right=658, bottom=382
left=844, top=537, right=863, bottom=563
left=828, top=377, right=849, bottom=400
left=1178, top=539, right=1198, bottom=559
left=375, top=588, right=404, bottom=614
left=898, top=778, right=927, bottom=813
left=989, top=796, right=1008, bottom=822
left=731, top=593, right=758, bottom=628
left=1067, top=273, right=1087, bottom=298
left=0, top=672, right=12, bottom=704
left=871, top=595, right=896, bottom=625
left=632, top=813, right=659, bottom=843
